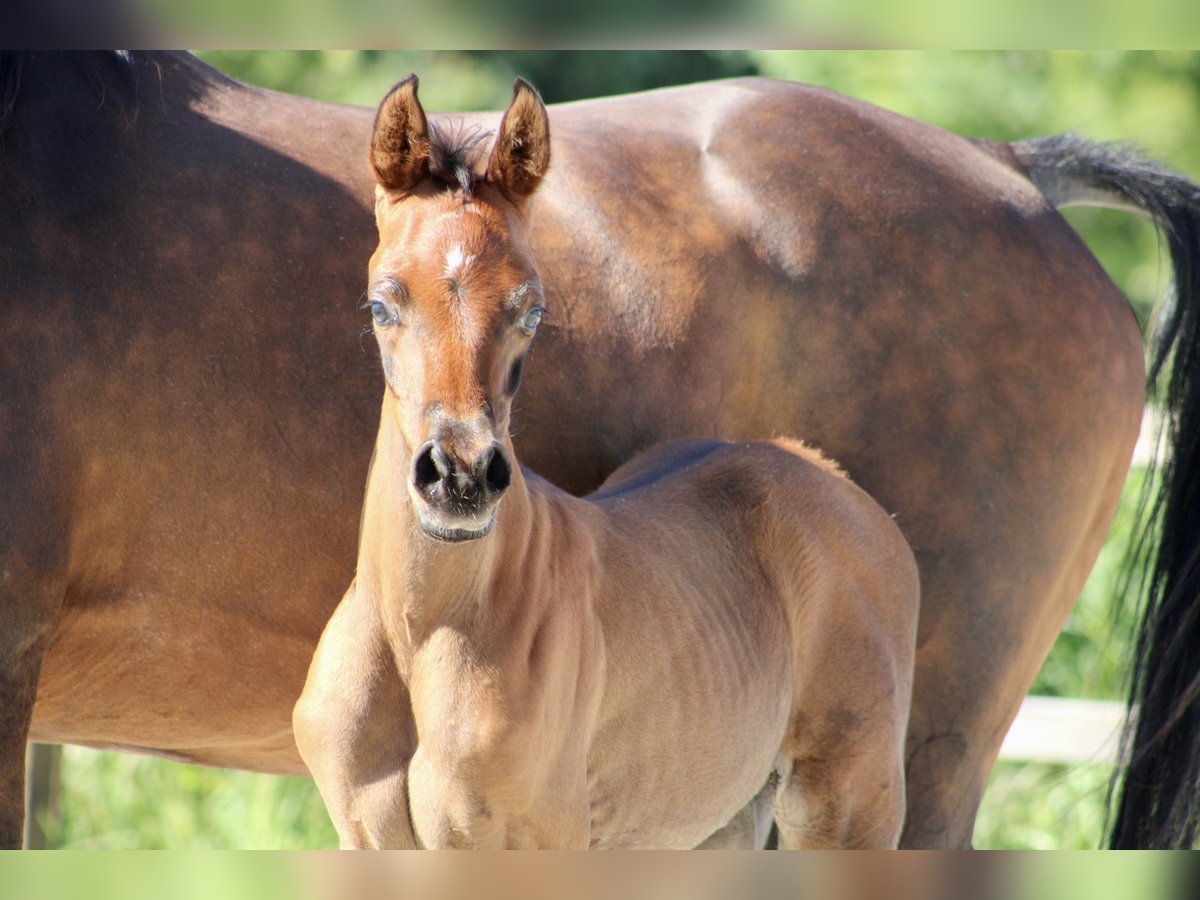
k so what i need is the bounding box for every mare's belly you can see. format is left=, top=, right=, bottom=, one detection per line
left=30, top=598, right=313, bottom=775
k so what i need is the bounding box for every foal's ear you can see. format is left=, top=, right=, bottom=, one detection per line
left=486, top=79, right=551, bottom=207
left=370, top=74, right=431, bottom=194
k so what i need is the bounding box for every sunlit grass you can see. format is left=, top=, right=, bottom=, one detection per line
left=976, top=762, right=1114, bottom=850
left=41, top=749, right=335, bottom=850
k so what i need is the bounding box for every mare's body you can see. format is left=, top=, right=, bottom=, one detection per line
left=3, top=52, right=1195, bottom=848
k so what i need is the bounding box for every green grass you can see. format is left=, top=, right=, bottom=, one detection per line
left=976, top=762, right=1115, bottom=850
left=39, top=749, right=335, bottom=850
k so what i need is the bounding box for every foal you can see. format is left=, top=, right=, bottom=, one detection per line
left=294, top=76, right=920, bottom=850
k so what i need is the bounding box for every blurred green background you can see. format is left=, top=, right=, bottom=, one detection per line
left=28, top=50, right=1200, bottom=850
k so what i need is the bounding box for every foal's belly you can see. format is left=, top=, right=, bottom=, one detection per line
left=585, top=695, right=790, bottom=849
left=583, top=603, right=794, bottom=849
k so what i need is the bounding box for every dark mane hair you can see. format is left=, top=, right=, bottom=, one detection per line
left=428, top=119, right=494, bottom=198
left=0, top=50, right=140, bottom=137
left=0, top=52, right=24, bottom=135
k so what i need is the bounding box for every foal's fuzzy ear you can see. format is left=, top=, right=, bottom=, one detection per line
left=486, top=79, right=551, bottom=207
left=370, top=74, right=431, bottom=194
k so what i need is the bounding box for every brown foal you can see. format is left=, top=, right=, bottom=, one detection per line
left=294, top=77, right=920, bottom=849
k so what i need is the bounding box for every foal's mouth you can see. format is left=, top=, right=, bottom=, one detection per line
left=414, top=506, right=497, bottom=543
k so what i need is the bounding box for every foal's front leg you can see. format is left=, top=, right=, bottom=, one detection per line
left=294, top=581, right=419, bottom=849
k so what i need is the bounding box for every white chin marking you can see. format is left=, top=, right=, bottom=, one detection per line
left=417, top=508, right=495, bottom=543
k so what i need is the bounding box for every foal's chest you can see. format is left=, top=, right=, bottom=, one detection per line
left=404, top=624, right=598, bottom=849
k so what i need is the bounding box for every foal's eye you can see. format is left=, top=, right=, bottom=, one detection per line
left=518, top=306, right=545, bottom=336
left=366, top=300, right=395, bottom=327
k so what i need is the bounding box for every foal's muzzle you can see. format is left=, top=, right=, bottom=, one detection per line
left=411, top=438, right=512, bottom=541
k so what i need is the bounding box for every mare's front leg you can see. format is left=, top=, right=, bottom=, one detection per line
left=0, top=446, right=68, bottom=848
left=294, top=581, right=418, bottom=849
left=0, top=628, right=52, bottom=849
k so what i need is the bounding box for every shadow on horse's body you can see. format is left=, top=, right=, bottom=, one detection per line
left=293, top=79, right=919, bottom=848
left=2, top=51, right=1196, bottom=848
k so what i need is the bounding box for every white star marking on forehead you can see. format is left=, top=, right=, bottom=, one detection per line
left=444, top=245, right=477, bottom=289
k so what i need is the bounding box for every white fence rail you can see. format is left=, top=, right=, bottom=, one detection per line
left=998, top=695, right=1125, bottom=765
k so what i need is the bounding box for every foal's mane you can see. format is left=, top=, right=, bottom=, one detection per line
left=428, top=119, right=495, bottom=198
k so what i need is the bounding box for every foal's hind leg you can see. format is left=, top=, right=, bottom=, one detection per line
left=771, top=750, right=905, bottom=849
left=770, top=649, right=910, bottom=850
left=773, top=585, right=914, bottom=848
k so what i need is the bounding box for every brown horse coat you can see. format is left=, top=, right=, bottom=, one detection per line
left=294, top=80, right=919, bottom=848
left=298, top=439, right=919, bottom=849
left=2, top=52, right=1171, bottom=848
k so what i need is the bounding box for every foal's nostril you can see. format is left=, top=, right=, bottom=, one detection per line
left=415, top=438, right=509, bottom=503
left=413, top=441, right=451, bottom=491
left=484, top=444, right=512, bottom=495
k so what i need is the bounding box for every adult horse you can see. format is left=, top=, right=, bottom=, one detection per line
left=1, top=51, right=1196, bottom=849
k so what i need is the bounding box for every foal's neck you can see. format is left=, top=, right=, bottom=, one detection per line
left=360, top=421, right=535, bottom=643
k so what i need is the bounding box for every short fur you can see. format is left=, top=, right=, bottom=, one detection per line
left=294, top=80, right=920, bottom=850
left=2, top=52, right=1190, bottom=850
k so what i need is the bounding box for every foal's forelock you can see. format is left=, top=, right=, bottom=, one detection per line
left=427, top=120, right=493, bottom=198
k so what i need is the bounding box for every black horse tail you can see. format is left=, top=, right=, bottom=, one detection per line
left=1014, top=134, right=1200, bottom=848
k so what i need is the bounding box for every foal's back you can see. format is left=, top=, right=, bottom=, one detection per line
left=578, top=437, right=919, bottom=848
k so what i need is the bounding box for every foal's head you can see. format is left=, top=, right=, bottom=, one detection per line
left=365, top=76, right=551, bottom=543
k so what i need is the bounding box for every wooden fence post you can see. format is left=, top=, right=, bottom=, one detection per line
left=23, top=743, right=62, bottom=849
